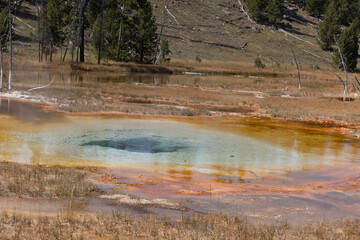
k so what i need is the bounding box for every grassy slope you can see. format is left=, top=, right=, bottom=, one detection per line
left=9, top=0, right=353, bottom=70
left=151, top=0, right=335, bottom=68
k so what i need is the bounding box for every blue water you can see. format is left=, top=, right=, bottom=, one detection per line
left=13, top=118, right=338, bottom=171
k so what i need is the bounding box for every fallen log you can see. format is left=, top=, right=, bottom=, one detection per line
left=278, top=28, right=316, bottom=47
left=160, top=33, right=248, bottom=50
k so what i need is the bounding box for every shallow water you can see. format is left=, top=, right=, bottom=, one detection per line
left=0, top=99, right=358, bottom=175
left=0, top=70, right=359, bottom=221
left=11, top=70, right=173, bottom=88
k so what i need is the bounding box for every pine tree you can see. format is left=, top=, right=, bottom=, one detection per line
left=92, top=0, right=133, bottom=62
left=265, top=0, right=284, bottom=24
left=334, top=0, right=351, bottom=26
left=305, top=0, right=330, bottom=16
left=246, top=0, right=267, bottom=22
left=333, top=20, right=359, bottom=71
left=246, top=0, right=284, bottom=24
left=317, top=1, right=340, bottom=50
left=132, top=0, right=156, bottom=63
left=160, top=39, right=171, bottom=62
left=0, top=8, right=8, bottom=89
left=0, top=8, right=8, bottom=46
left=46, top=0, right=67, bottom=61
left=293, top=0, right=306, bottom=8
left=328, top=0, right=360, bottom=26
left=345, top=0, right=360, bottom=25
left=38, top=0, right=52, bottom=61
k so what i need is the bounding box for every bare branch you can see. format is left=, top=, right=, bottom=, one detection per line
left=12, top=0, right=25, bottom=11
left=351, top=82, right=358, bottom=92
left=165, top=6, right=179, bottom=25
left=241, top=42, right=248, bottom=50
left=333, top=35, right=348, bottom=95
left=8, top=0, right=13, bottom=90
left=14, top=16, right=35, bottom=30
left=13, top=40, right=30, bottom=46
left=28, top=76, right=55, bottom=92
left=161, top=33, right=247, bottom=50
left=237, top=0, right=256, bottom=24
left=328, top=68, right=345, bottom=90
left=154, top=49, right=162, bottom=65
left=153, top=0, right=173, bottom=65
left=291, top=46, right=301, bottom=90
left=302, top=49, right=322, bottom=59
left=354, top=76, right=360, bottom=87
left=278, top=28, right=316, bottom=47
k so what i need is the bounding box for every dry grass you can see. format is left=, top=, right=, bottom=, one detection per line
left=0, top=212, right=359, bottom=239
left=100, top=84, right=245, bottom=105
left=11, top=58, right=303, bottom=76
left=256, top=96, right=360, bottom=122
left=12, top=57, right=328, bottom=77
left=0, top=162, right=97, bottom=198
left=10, top=59, right=176, bottom=74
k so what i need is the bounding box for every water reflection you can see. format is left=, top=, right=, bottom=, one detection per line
left=13, top=70, right=171, bottom=88
left=0, top=98, right=63, bottom=123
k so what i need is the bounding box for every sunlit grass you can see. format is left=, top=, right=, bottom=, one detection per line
left=0, top=162, right=97, bottom=198
left=0, top=212, right=359, bottom=239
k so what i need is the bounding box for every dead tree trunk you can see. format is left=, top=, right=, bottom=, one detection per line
left=0, top=41, right=3, bottom=88
left=36, top=0, right=41, bottom=62
left=40, top=0, right=47, bottom=62
left=116, top=4, right=124, bottom=61
left=117, top=20, right=123, bottom=61
left=64, top=7, right=77, bottom=63
left=97, top=0, right=104, bottom=64
left=76, top=0, right=87, bottom=66
left=62, top=30, right=72, bottom=62
left=80, top=23, right=85, bottom=62
left=352, top=76, right=360, bottom=93
left=71, top=31, right=76, bottom=65
left=62, top=31, right=71, bottom=62
left=291, top=46, right=301, bottom=90
left=354, top=76, right=360, bottom=88
left=334, top=36, right=347, bottom=95
left=328, top=68, right=346, bottom=95
left=49, top=43, right=53, bottom=62
left=153, top=0, right=172, bottom=65
left=237, top=0, right=256, bottom=24
left=8, top=0, right=12, bottom=90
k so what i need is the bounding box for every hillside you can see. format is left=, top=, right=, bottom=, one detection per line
left=151, top=0, right=334, bottom=68
left=5, top=0, right=344, bottom=70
